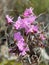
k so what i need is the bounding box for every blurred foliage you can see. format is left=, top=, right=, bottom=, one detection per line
left=0, top=59, right=22, bottom=65
left=10, top=0, right=49, bottom=16
left=29, top=0, right=49, bottom=15
left=0, top=59, right=45, bottom=65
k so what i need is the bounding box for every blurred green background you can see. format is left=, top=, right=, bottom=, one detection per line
left=0, top=0, right=49, bottom=22
left=10, top=0, right=49, bottom=16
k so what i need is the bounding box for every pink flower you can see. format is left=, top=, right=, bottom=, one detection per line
left=14, top=32, right=24, bottom=41
left=13, top=16, right=22, bottom=29
left=17, top=41, right=25, bottom=51
left=17, top=41, right=27, bottom=51
left=6, top=15, right=13, bottom=23
left=17, top=41, right=29, bottom=56
left=13, top=13, right=36, bottom=32
left=28, top=15, right=36, bottom=23
left=20, top=50, right=26, bottom=56
left=16, top=40, right=29, bottom=56
left=20, top=46, right=29, bottom=56
left=26, top=25, right=38, bottom=34
left=23, top=7, right=33, bottom=17
left=40, top=34, right=46, bottom=40
left=22, top=15, right=36, bottom=25
left=32, top=25, right=38, bottom=32
left=13, top=17, right=31, bottom=31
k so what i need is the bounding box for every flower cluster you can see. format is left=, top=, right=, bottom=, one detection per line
left=14, top=32, right=29, bottom=56
left=6, top=7, right=46, bottom=57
